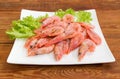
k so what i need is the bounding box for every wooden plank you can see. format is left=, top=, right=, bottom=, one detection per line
left=0, top=11, right=20, bottom=29
left=93, top=0, right=120, bottom=10
left=0, top=0, right=20, bottom=2
left=0, top=0, right=119, bottom=11
left=0, top=29, right=14, bottom=44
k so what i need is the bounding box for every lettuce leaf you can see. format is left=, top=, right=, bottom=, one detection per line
left=55, top=8, right=92, bottom=23
left=55, top=8, right=75, bottom=18
left=6, top=14, right=48, bottom=40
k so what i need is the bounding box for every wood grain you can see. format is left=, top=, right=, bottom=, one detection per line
left=0, top=0, right=120, bottom=79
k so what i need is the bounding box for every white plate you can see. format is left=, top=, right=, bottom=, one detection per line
left=7, top=9, right=115, bottom=65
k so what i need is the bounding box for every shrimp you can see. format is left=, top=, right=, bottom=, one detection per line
left=42, top=16, right=61, bottom=27
left=54, top=40, right=69, bottom=61
left=79, top=22, right=95, bottom=29
left=45, top=33, right=66, bottom=46
left=35, top=38, right=50, bottom=48
left=34, top=28, right=47, bottom=37
left=65, top=23, right=82, bottom=39
left=24, top=37, right=38, bottom=49
left=63, top=39, right=70, bottom=54
left=78, top=39, right=96, bottom=61
left=68, top=33, right=84, bottom=54
left=42, top=21, right=68, bottom=30
left=35, top=45, right=54, bottom=55
left=24, top=37, right=39, bottom=56
left=87, top=29, right=101, bottom=45
left=54, top=21, right=68, bottom=29
left=63, top=14, right=74, bottom=23
left=54, top=42, right=63, bottom=61
left=34, top=26, right=64, bottom=37
left=28, top=45, right=54, bottom=56
left=82, top=29, right=89, bottom=39
left=41, top=26, right=64, bottom=36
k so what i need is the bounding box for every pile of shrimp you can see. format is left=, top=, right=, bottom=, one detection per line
left=24, top=14, right=101, bottom=61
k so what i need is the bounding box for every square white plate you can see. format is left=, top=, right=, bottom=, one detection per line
left=7, top=9, right=115, bottom=65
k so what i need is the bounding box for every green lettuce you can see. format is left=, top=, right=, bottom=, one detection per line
left=55, top=8, right=92, bottom=23
left=6, top=14, right=48, bottom=40
left=55, top=8, right=75, bottom=18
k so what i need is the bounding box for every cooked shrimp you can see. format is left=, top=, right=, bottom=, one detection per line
left=65, top=23, right=81, bottom=39
left=63, top=39, right=70, bottom=54
left=54, top=42, right=63, bottom=61
left=82, top=29, right=89, bottom=39
left=68, top=33, right=84, bottom=54
left=28, top=45, right=54, bottom=56
left=42, top=16, right=61, bottom=27
left=54, top=40, right=69, bottom=61
left=78, top=39, right=96, bottom=61
left=45, top=33, right=66, bottom=46
left=34, top=26, right=64, bottom=38
left=63, top=14, right=74, bottom=23
left=35, top=38, right=50, bottom=48
left=80, top=22, right=95, bottom=29
left=34, top=28, right=47, bottom=38
left=35, top=45, right=54, bottom=55
left=24, top=37, right=38, bottom=49
left=24, top=37, right=39, bottom=56
left=87, top=29, right=101, bottom=45
left=54, top=21, right=68, bottom=29
left=41, top=26, right=64, bottom=36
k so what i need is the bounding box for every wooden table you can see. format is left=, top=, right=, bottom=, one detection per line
left=0, top=0, right=120, bottom=79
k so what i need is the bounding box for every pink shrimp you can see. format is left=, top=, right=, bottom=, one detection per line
left=54, top=21, right=68, bottom=29
left=45, top=33, right=66, bottom=46
left=54, top=42, right=64, bottom=61
left=54, top=40, right=69, bottom=61
left=68, top=33, right=84, bottom=54
left=63, top=14, right=74, bottom=23
left=42, top=16, right=61, bottom=27
left=82, top=29, right=89, bottom=39
left=35, top=45, right=54, bottom=55
left=24, top=37, right=38, bottom=49
left=87, top=29, right=101, bottom=45
left=34, top=26, right=64, bottom=37
left=79, top=22, right=95, bottom=29
left=28, top=45, right=54, bottom=56
left=42, top=21, right=68, bottom=30
left=65, top=23, right=82, bottom=39
left=34, top=28, right=47, bottom=38
left=35, top=38, right=50, bottom=48
left=24, top=36, right=39, bottom=56
left=63, top=39, right=70, bottom=54
left=78, top=39, right=96, bottom=61
left=41, top=26, right=64, bottom=36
